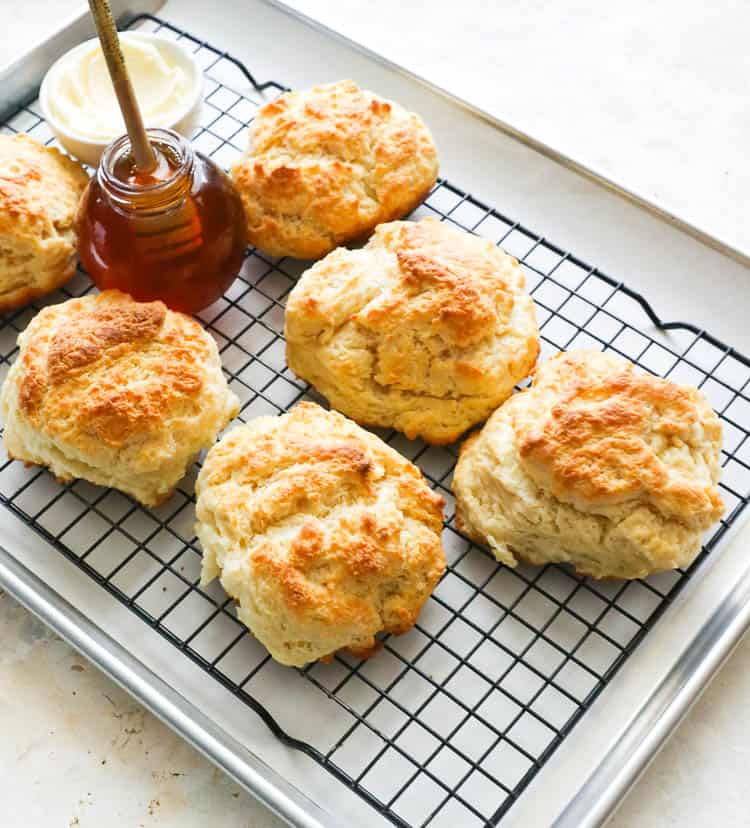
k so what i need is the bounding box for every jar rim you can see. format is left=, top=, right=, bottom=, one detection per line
left=98, top=128, right=193, bottom=198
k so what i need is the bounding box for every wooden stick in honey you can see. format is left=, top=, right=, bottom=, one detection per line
left=88, top=0, right=156, bottom=172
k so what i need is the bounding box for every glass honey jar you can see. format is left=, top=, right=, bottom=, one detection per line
left=76, top=128, right=246, bottom=314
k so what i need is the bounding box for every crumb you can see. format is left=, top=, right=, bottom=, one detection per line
left=70, top=664, right=85, bottom=672
left=101, top=759, right=107, bottom=765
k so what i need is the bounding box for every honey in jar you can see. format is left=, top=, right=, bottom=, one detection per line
left=76, top=128, right=246, bottom=314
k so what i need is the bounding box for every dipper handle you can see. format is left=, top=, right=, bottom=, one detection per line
left=88, top=0, right=156, bottom=172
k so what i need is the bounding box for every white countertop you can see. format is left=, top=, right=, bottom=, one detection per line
left=2, top=2, right=749, bottom=826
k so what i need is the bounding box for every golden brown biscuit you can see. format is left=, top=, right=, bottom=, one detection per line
left=0, top=290, right=239, bottom=506
left=453, top=350, right=724, bottom=579
left=0, top=133, right=88, bottom=311
left=285, top=218, right=540, bottom=444
left=231, top=80, right=438, bottom=259
left=195, top=402, right=446, bottom=667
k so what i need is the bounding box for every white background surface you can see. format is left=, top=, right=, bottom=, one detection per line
left=2, top=1, right=749, bottom=826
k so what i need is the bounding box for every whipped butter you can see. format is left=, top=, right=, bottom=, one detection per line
left=46, top=33, right=194, bottom=142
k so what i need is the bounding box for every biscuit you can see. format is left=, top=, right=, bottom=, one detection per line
left=453, top=350, right=724, bottom=579
left=0, top=290, right=239, bottom=507
left=0, top=134, right=88, bottom=311
left=195, top=402, right=446, bottom=667
left=231, top=80, right=439, bottom=259
left=285, top=218, right=540, bottom=444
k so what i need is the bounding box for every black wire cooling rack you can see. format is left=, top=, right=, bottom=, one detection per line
left=1, top=13, right=750, bottom=828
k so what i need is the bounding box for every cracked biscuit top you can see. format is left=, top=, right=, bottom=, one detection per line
left=453, top=349, right=725, bottom=580
left=517, top=350, right=724, bottom=527
left=230, top=80, right=438, bottom=259
left=284, top=217, right=539, bottom=444
left=195, top=402, right=446, bottom=667
left=0, top=290, right=239, bottom=506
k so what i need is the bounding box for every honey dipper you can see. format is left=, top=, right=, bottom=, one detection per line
left=88, top=0, right=156, bottom=172
left=88, top=0, right=202, bottom=262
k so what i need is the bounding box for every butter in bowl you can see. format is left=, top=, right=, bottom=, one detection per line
left=39, top=31, right=204, bottom=166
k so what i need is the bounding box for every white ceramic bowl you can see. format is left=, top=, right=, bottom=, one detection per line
left=40, top=32, right=204, bottom=167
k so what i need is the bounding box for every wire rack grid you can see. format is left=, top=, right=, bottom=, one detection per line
left=1, top=13, right=749, bottom=828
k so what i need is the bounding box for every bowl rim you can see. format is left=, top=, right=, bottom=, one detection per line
left=39, top=30, right=204, bottom=151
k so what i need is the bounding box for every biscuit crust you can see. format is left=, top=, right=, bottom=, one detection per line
left=285, top=218, right=540, bottom=444
left=0, top=290, right=239, bottom=506
left=0, top=134, right=88, bottom=311
left=195, top=402, right=446, bottom=666
left=231, top=80, right=439, bottom=259
left=453, top=350, right=724, bottom=579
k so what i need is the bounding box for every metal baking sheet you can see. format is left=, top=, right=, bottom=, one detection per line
left=1, top=2, right=749, bottom=827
